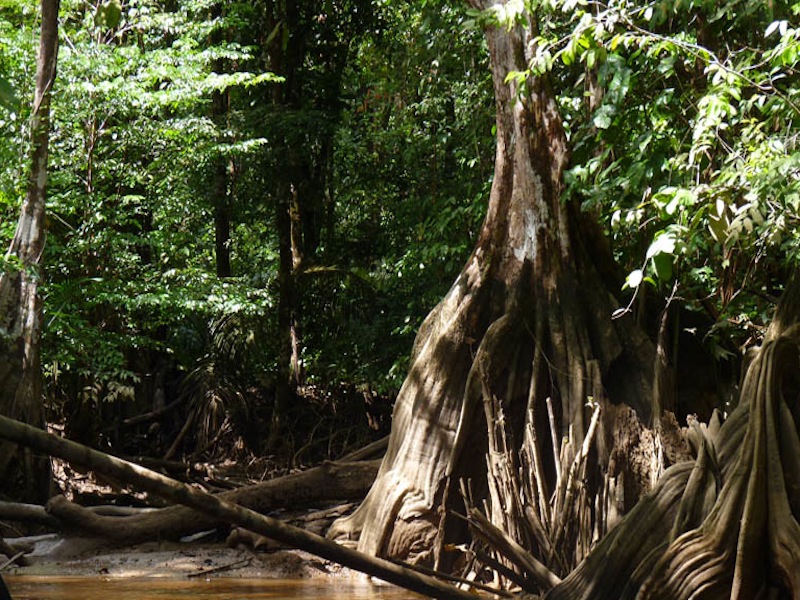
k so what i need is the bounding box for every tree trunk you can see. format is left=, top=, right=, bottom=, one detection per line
left=0, top=0, right=59, bottom=503
left=265, top=0, right=345, bottom=444
left=267, top=0, right=304, bottom=446
left=210, top=3, right=232, bottom=279
left=329, top=2, right=657, bottom=575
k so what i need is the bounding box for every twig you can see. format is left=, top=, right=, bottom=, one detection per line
left=470, top=546, right=531, bottom=594
left=388, top=557, right=514, bottom=597
left=187, top=557, right=251, bottom=578
left=118, top=399, right=183, bottom=428
left=546, top=397, right=561, bottom=484
left=338, top=435, right=389, bottom=462
left=0, top=552, right=25, bottom=572
left=164, top=407, right=196, bottom=461
left=551, top=403, right=601, bottom=555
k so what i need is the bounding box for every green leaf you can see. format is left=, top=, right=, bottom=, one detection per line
left=646, top=232, right=676, bottom=259
left=0, top=76, right=18, bottom=110
left=708, top=214, right=728, bottom=243
left=95, top=1, right=122, bottom=28
left=593, top=104, right=615, bottom=129
left=652, top=253, right=673, bottom=281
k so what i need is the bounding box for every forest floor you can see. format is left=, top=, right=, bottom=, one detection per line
left=2, top=463, right=365, bottom=582
left=2, top=420, right=388, bottom=584
left=4, top=535, right=351, bottom=580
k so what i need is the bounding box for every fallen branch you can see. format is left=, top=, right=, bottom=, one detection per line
left=118, top=398, right=183, bottom=428
left=389, top=556, right=515, bottom=598
left=339, top=435, right=389, bottom=462
left=187, top=556, right=251, bottom=578
left=0, top=537, right=27, bottom=567
left=467, top=507, right=561, bottom=593
left=163, top=407, right=196, bottom=461
left=0, top=415, right=479, bottom=600
left=0, top=551, right=25, bottom=571
left=47, top=459, right=379, bottom=545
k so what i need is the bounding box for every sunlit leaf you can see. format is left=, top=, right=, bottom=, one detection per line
left=624, top=269, right=643, bottom=289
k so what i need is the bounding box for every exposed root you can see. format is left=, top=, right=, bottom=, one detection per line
left=542, top=325, right=800, bottom=599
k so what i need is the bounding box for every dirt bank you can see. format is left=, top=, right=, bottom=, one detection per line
left=3, top=535, right=355, bottom=580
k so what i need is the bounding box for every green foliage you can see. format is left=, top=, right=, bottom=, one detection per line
left=0, top=75, right=17, bottom=110
left=6, top=0, right=799, bottom=454
left=471, top=0, right=800, bottom=357
left=0, top=0, right=281, bottom=409
left=323, top=0, right=493, bottom=389
left=0, top=5, right=33, bottom=250
left=1, top=0, right=492, bottom=455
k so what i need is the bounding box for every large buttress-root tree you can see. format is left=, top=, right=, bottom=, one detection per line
left=0, top=0, right=59, bottom=502
left=329, top=2, right=660, bottom=573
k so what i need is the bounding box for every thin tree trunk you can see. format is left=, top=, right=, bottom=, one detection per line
left=267, top=0, right=302, bottom=445
left=0, top=0, right=59, bottom=502
left=210, top=3, right=232, bottom=279
left=271, top=177, right=295, bottom=446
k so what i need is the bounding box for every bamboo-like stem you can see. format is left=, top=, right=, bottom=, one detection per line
left=546, top=397, right=562, bottom=484
left=551, top=404, right=601, bottom=556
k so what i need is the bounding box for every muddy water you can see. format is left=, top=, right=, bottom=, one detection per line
left=5, top=576, right=423, bottom=599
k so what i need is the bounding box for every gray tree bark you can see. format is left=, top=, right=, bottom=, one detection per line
left=0, top=0, right=60, bottom=502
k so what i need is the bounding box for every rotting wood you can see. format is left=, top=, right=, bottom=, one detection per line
left=0, top=415, right=484, bottom=600
left=228, top=503, right=358, bottom=549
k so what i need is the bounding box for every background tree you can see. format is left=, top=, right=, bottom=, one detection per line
left=0, top=0, right=59, bottom=502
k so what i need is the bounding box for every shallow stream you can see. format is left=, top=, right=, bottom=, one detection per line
left=5, top=576, right=421, bottom=599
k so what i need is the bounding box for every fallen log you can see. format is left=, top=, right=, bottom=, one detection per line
left=0, top=415, right=479, bottom=600
left=47, top=459, right=379, bottom=545
left=0, top=501, right=59, bottom=528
